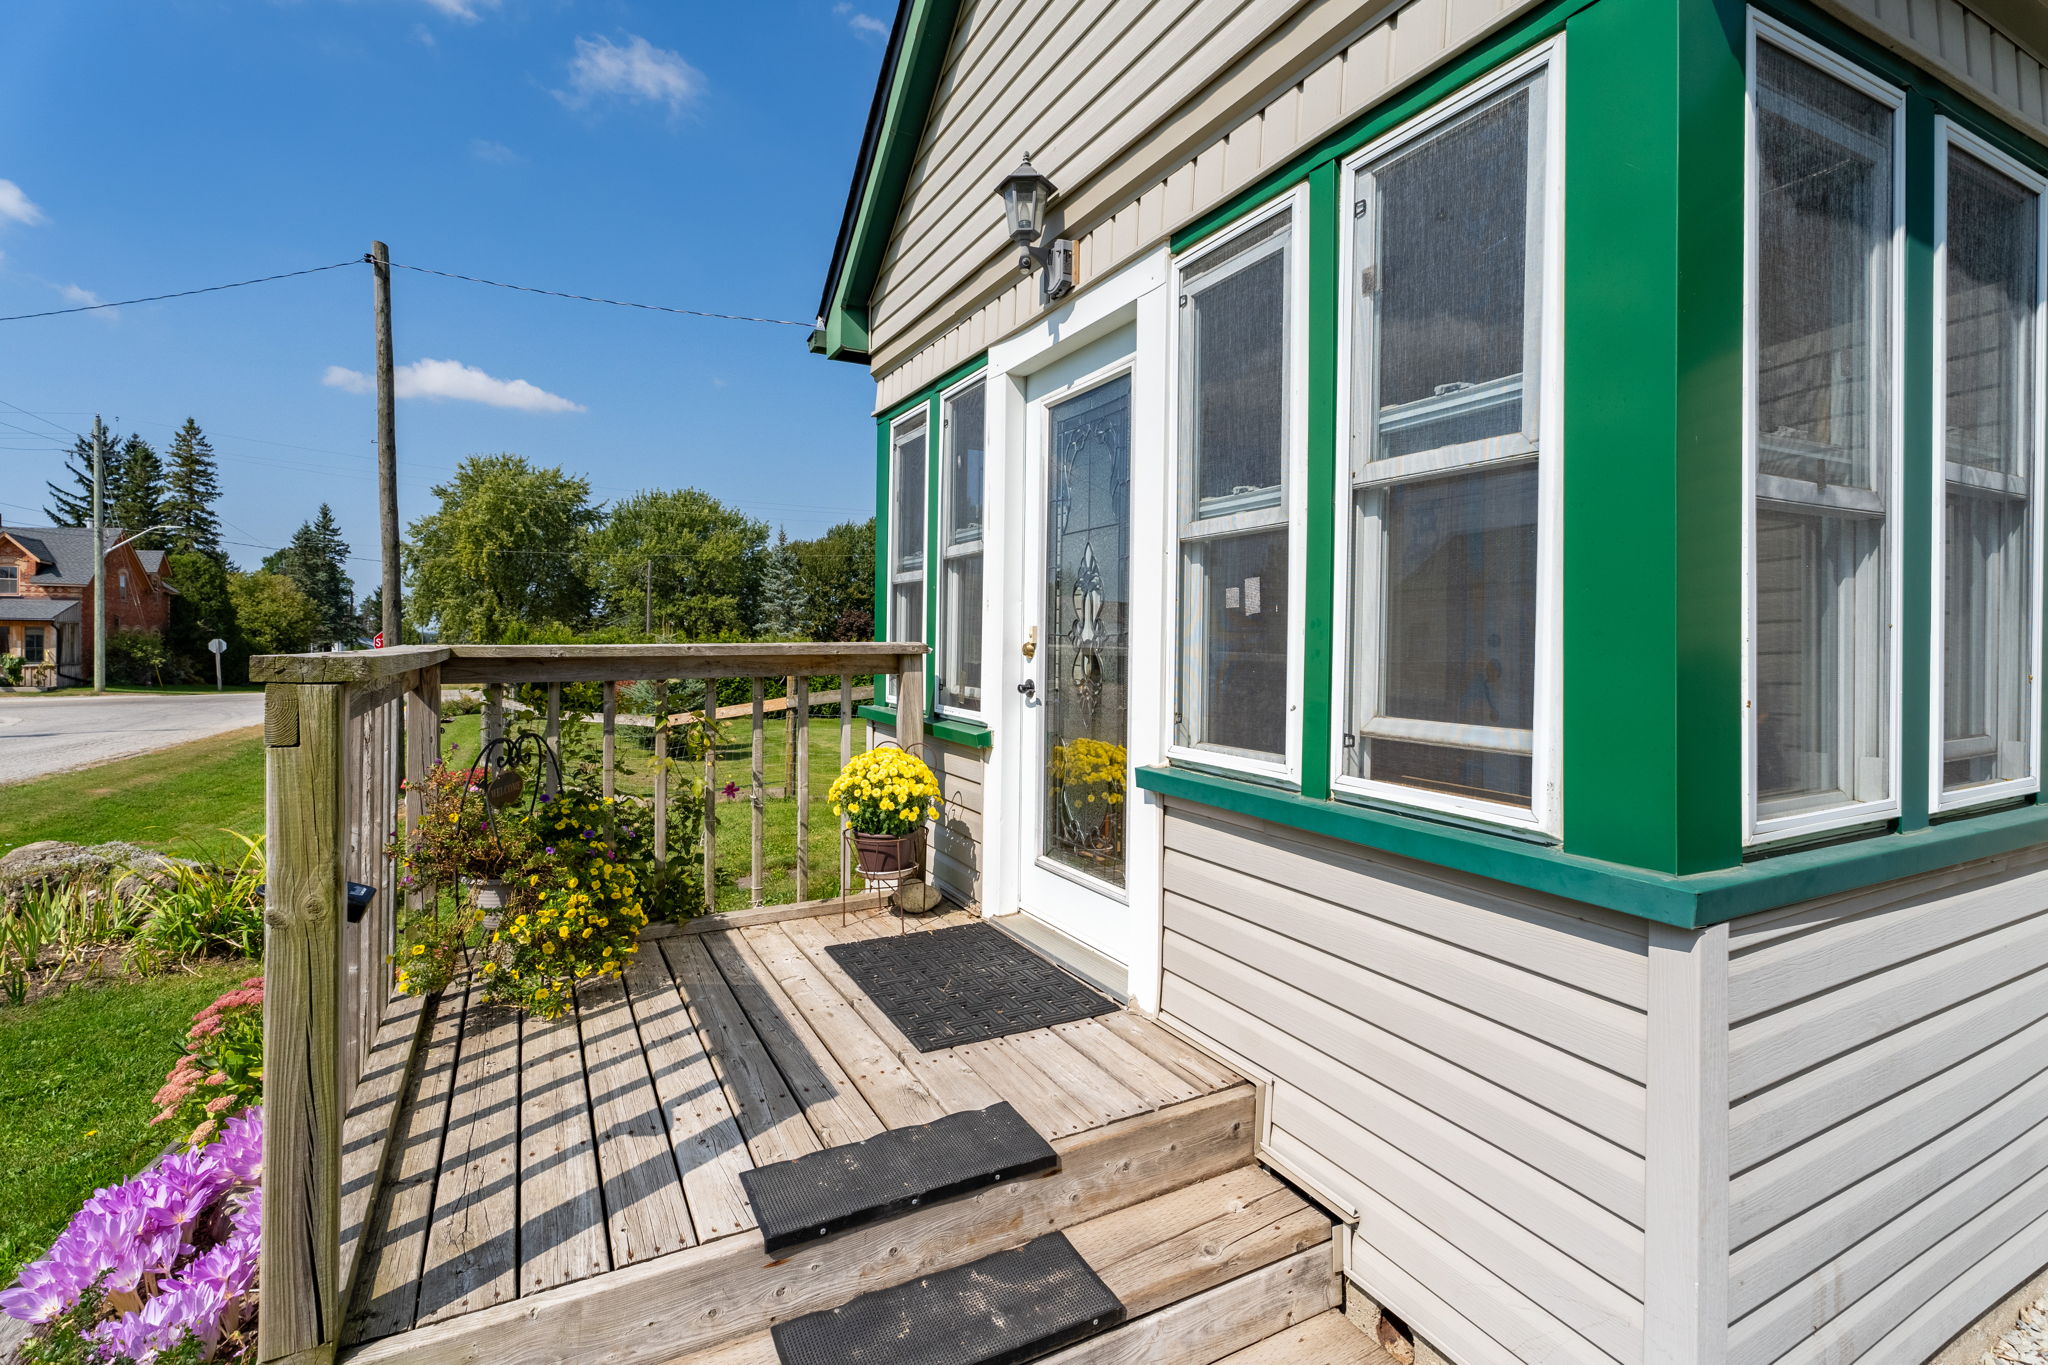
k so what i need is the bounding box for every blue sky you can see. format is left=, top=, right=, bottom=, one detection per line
left=0, top=0, right=891, bottom=587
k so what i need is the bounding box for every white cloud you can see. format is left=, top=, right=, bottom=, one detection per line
left=56, top=283, right=118, bottom=321
left=0, top=180, right=46, bottom=227
left=468, top=138, right=523, bottom=165
left=322, top=358, right=585, bottom=413
left=833, top=4, right=888, bottom=37
left=557, top=34, right=702, bottom=115
left=420, top=0, right=497, bottom=19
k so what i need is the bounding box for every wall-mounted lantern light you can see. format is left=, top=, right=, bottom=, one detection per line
left=996, top=152, right=1074, bottom=303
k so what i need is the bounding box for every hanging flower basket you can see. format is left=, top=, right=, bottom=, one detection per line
left=468, top=877, right=512, bottom=912
left=852, top=829, right=924, bottom=877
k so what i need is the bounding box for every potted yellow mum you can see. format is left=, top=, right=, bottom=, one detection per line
left=829, top=746, right=943, bottom=876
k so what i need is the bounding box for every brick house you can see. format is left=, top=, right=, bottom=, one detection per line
left=0, top=522, right=172, bottom=688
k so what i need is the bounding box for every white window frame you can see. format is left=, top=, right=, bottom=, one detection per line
left=1165, top=186, right=1310, bottom=783
left=937, top=373, right=988, bottom=718
left=0, top=565, right=17, bottom=594
left=1329, top=38, right=1567, bottom=835
left=1741, top=13, right=1907, bottom=844
left=1929, top=119, right=2047, bottom=814
left=885, top=407, right=930, bottom=707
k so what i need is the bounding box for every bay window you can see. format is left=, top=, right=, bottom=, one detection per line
left=938, top=378, right=986, bottom=713
left=1339, top=58, right=1557, bottom=826
left=1172, top=200, right=1303, bottom=773
left=886, top=410, right=927, bottom=705
left=1747, top=27, right=1903, bottom=836
left=1934, top=129, right=2044, bottom=807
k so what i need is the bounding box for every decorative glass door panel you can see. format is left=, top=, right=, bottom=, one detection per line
left=1042, top=375, right=1132, bottom=887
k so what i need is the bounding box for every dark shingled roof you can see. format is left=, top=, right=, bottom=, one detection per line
left=2, top=525, right=153, bottom=586
left=0, top=598, right=82, bottom=623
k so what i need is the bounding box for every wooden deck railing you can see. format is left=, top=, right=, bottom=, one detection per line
left=251, top=641, right=927, bottom=1364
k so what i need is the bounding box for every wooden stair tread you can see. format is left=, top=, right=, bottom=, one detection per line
left=1215, top=1312, right=1402, bottom=1365
left=660, top=1165, right=1335, bottom=1365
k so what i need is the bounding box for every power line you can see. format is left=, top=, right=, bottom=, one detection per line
left=0, top=260, right=364, bottom=323
left=382, top=260, right=811, bottom=327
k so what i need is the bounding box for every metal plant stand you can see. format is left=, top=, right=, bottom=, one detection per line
left=841, top=826, right=943, bottom=933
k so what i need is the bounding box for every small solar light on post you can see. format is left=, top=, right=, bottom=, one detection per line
left=208, top=637, right=226, bottom=691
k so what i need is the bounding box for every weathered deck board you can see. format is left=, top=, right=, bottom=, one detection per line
left=1056, top=1017, right=1203, bottom=1109
left=416, top=983, right=522, bottom=1325
left=516, top=1007, right=609, bottom=1297
left=621, top=943, right=757, bottom=1244
left=701, top=927, right=888, bottom=1148
left=1098, top=1007, right=1242, bottom=1093
left=660, top=934, right=822, bottom=1166
left=576, top=970, right=697, bottom=1265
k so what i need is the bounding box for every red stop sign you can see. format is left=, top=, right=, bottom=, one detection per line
left=373, top=632, right=386, bottom=649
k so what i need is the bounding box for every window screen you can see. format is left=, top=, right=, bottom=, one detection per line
left=1344, top=72, right=1550, bottom=815
left=1940, top=144, right=2040, bottom=799
left=887, top=412, right=929, bottom=703
left=1175, top=209, right=1295, bottom=765
left=939, top=381, right=986, bottom=712
left=1751, top=41, right=1898, bottom=826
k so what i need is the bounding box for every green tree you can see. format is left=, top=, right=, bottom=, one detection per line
left=582, top=488, right=766, bottom=640
left=228, top=570, right=319, bottom=657
left=163, top=418, right=224, bottom=560
left=756, top=528, right=808, bottom=638
left=263, top=505, right=356, bottom=645
left=164, top=549, right=240, bottom=681
left=42, top=426, right=99, bottom=525
left=789, top=518, right=876, bottom=641
left=108, top=436, right=168, bottom=546
left=407, top=454, right=600, bottom=642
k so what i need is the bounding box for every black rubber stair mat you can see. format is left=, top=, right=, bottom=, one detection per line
left=770, top=1231, right=1124, bottom=1365
left=741, top=1101, right=1057, bottom=1253
left=824, top=921, right=1119, bottom=1051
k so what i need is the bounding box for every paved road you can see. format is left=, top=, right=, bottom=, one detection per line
left=0, top=692, right=267, bottom=785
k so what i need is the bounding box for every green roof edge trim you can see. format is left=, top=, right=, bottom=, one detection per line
left=1137, top=764, right=2048, bottom=929
left=815, top=0, right=967, bottom=365
left=858, top=702, right=993, bottom=750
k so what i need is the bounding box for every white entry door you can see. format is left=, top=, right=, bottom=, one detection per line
left=1015, top=362, right=1137, bottom=961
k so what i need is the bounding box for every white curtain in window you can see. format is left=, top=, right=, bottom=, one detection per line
left=1176, top=210, right=1293, bottom=763
left=1345, top=73, right=1548, bottom=813
left=1941, top=146, right=2040, bottom=797
left=1751, top=42, right=1897, bottom=824
left=939, top=381, right=986, bottom=712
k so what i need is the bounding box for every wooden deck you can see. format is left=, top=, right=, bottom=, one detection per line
left=338, top=905, right=1246, bottom=1352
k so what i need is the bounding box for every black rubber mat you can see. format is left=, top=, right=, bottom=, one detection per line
left=771, top=1232, right=1124, bottom=1365
left=741, top=1101, right=1057, bottom=1253
left=824, top=922, right=1118, bottom=1051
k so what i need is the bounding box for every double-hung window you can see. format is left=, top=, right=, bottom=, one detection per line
left=0, top=566, right=17, bottom=594
left=1746, top=25, right=1903, bottom=838
left=938, top=379, right=986, bottom=714
left=886, top=410, right=928, bottom=706
left=1338, top=55, right=1559, bottom=828
left=23, top=629, right=43, bottom=664
left=1933, top=126, right=2045, bottom=808
left=1171, top=198, right=1305, bottom=774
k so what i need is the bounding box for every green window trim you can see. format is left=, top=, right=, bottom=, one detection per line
left=1138, top=762, right=2048, bottom=929
left=858, top=703, right=994, bottom=750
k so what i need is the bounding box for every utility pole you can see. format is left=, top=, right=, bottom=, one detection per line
left=91, top=417, right=106, bottom=694
left=372, top=241, right=401, bottom=647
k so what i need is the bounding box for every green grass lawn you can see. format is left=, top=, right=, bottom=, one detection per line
left=0, top=960, right=253, bottom=1287
left=0, top=728, right=266, bottom=864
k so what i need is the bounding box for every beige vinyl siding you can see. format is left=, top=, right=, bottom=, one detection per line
left=1157, top=801, right=1650, bottom=1365
left=871, top=0, right=1550, bottom=405
left=1723, top=846, right=2048, bottom=1365
left=864, top=720, right=983, bottom=908
left=1815, top=0, right=2048, bottom=140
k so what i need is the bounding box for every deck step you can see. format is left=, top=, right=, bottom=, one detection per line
left=665, top=1163, right=1338, bottom=1365
left=742, top=1101, right=1057, bottom=1253
left=1214, top=1312, right=1402, bottom=1365
left=771, top=1232, right=1123, bottom=1365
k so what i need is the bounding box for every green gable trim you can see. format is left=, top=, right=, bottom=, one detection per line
left=817, top=0, right=968, bottom=365
left=858, top=703, right=994, bottom=750
left=1139, top=763, right=2048, bottom=929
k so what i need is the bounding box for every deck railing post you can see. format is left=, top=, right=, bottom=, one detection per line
left=702, top=679, right=720, bottom=916
left=260, top=681, right=349, bottom=1364
left=601, top=681, right=617, bottom=801
left=750, top=679, right=766, bottom=908
left=839, top=675, right=854, bottom=895
left=543, top=683, right=562, bottom=796
left=404, top=668, right=440, bottom=919
left=794, top=676, right=811, bottom=902
left=653, top=681, right=670, bottom=875
left=482, top=683, right=504, bottom=751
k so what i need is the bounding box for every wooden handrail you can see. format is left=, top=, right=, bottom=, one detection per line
left=253, top=641, right=928, bottom=686
left=251, top=644, right=452, bottom=685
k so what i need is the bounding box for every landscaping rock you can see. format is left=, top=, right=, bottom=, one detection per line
left=0, top=840, right=205, bottom=908
left=1989, top=1297, right=2048, bottom=1365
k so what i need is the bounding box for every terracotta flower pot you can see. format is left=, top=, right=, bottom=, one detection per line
left=852, top=831, right=923, bottom=876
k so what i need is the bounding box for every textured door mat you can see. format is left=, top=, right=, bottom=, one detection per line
left=824, top=922, right=1119, bottom=1051
left=771, top=1232, right=1124, bottom=1365
left=741, top=1101, right=1057, bottom=1253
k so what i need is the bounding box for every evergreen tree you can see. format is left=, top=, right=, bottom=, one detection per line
left=164, top=548, right=242, bottom=681
left=42, top=417, right=114, bottom=526
left=262, top=504, right=355, bottom=644
left=162, top=418, right=224, bottom=560
left=107, top=436, right=167, bottom=545
left=757, top=528, right=808, bottom=638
